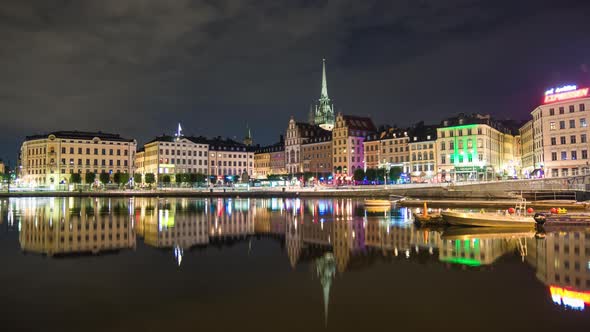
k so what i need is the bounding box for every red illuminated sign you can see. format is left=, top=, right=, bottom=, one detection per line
left=544, top=88, right=589, bottom=104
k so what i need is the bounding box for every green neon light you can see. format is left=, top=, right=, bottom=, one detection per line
left=439, top=124, right=477, bottom=130
left=440, top=257, right=482, bottom=267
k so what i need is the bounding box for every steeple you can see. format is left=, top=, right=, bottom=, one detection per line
left=313, top=58, right=335, bottom=131
left=321, top=58, right=328, bottom=99
left=243, top=124, right=253, bottom=146
left=316, top=252, right=336, bottom=328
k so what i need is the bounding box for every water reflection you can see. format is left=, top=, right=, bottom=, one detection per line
left=4, top=197, right=590, bottom=324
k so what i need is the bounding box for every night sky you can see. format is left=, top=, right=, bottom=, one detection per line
left=2, top=0, right=590, bottom=164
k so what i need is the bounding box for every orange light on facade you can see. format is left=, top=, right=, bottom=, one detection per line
left=544, top=88, right=589, bottom=104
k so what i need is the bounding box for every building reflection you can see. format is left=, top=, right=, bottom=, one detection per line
left=10, top=197, right=590, bottom=314
left=528, top=229, right=590, bottom=310
left=18, top=197, right=136, bottom=256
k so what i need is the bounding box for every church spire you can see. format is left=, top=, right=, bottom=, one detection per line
left=244, top=123, right=253, bottom=146
left=321, top=58, right=328, bottom=99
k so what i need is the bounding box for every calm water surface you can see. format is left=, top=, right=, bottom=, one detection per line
left=0, top=197, right=589, bottom=331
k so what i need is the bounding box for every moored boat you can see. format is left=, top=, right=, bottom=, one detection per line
left=441, top=210, right=537, bottom=228
left=364, top=199, right=391, bottom=207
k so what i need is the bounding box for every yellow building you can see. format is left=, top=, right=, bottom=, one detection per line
left=362, top=134, right=381, bottom=170
left=408, top=124, right=438, bottom=182
left=332, top=113, right=376, bottom=180
left=19, top=131, right=136, bottom=185
left=519, top=120, right=535, bottom=177
left=254, top=143, right=284, bottom=179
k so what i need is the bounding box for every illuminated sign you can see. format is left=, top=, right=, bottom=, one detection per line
left=544, top=87, right=588, bottom=104
left=545, top=85, right=577, bottom=95
left=550, top=286, right=590, bottom=311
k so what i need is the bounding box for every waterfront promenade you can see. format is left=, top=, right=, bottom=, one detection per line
left=0, top=176, right=587, bottom=199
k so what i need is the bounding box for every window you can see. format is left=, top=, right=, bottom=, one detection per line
left=560, top=136, right=566, bottom=144
left=570, top=119, right=576, bottom=128
left=441, top=155, right=446, bottom=164
left=440, top=142, right=445, bottom=150
left=477, top=128, right=482, bottom=135
left=551, top=137, right=556, bottom=145
left=572, top=151, right=577, bottom=160
left=550, top=122, right=556, bottom=130
left=62, top=147, right=66, bottom=153
left=582, top=150, right=588, bottom=159
left=449, top=141, right=454, bottom=149
left=582, top=134, right=587, bottom=143
left=581, top=118, right=587, bottom=128
left=580, top=103, right=586, bottom=112
left=569, top=105, right=575, bottom=113
left=559, top=107, right=564, bottom=114
left=561, top=151, right=567, bottom=160
left=450, top=155, right=454, bottom=163
left=550, top=108, right=555, bottom=116
left=70, top=147, right=74, bottom=154
left=571, top=135, right=577, bottom=144
left=559, top=121, right=566, bottom=129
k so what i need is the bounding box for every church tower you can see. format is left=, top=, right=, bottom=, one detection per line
left=243, top=125, right=253, bottom=146
left=313, top=59, right=335, bottom=131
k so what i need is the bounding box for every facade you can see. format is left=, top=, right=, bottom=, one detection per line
left=519, top=120, right=535, bottom=177
left=408, top=124, right=438, bottom=182
left=332, top=113, right=376, bottom=180
left=136, top=135, right=209, bottom=183
left=302, top=134, right=332, bottom=179
left=363, top=133, right=381, bottom=170
left=285, top=118, right=330, bottom=175
left=436, top=114, right=517, bottom=181
left=269, top=145, right=287, bottom=176
left=19, top=131, right=136, bottom=185
left=530, top=86, right=590, bottom=177
left=208, top=137, right=255, bottom=180
left=254, top=141, right=285, bottom=179
left=377, top=127, right=411, bottom=173
left=0, top=160, right=5, bottom=174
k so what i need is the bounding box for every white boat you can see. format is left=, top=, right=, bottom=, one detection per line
left=441, top=210, right=537, bottom=228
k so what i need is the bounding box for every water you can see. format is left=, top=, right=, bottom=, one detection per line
left=0, top=197, right=589, bottom=332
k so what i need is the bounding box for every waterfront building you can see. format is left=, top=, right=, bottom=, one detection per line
left=332, top=113, right=376, bottom=180
left=19, top=131, right=136, bottom=185
left=0, top=160, right=5, bottom=174
left=364, top=127, right=410, bottom=174
left=362, top=133, right=381, bottom=170
left=408, top=123, right=438, bottom=182
left=208, top=137, right=255, bottom=180
left=254, top=140, right=285, bottom=179
left=136, top=135, right=209, bottom=183
left=530, top=85, right=590, bottom=177
left=285, top=118, right=330, bottom=175
left=302, top=134, right=332, bottom=180
left=436, top=114, right=517, bottom=181
left=519, top=120, right=535, bottom=177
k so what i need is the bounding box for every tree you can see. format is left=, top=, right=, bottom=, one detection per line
left=133, top=173, right=142, bottom=184
left=114, top=172, right=129, bottom=186
left=365, top=168, right=377, bottom=182
left=376, top=169, right=386, bottom=183
left=145, top=173, right=155, bottom=185
left=353, top=168, right=365, bottom=182
left=85, top=172, right=96, bottom=184
left=389, top=166, right=403, bottom=182
left=192, top=173, right=206, bottom=184
left=99, top=172, right=110, bottom=184
left=161, top=174, right=171, bottom=184
left=70, top=173, right=82, bottom=184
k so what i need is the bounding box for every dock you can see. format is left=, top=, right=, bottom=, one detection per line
left=399, top=199, right=589, bottom=210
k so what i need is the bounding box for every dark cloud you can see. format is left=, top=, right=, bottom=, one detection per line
left=1, top=0, right=590, bottom=164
